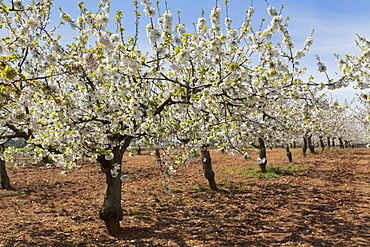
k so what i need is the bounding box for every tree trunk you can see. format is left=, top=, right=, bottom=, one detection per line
left=332, top=138, right=335, bottom=147
left=307, top=135, right=315, bottom=154
left=345, top=141, right=350, bottom=148
left=285, top=144, right=293, bottom=163
left=339, top=138, right=345, bottom=149
left=258, top=138, right=267, bottom=173
left=0, top=157, right=11, bottom=190
left=302, top=137, right=307, bottom=157
left=319, top=136, right=325, bottom=152
left=200, top=146, right=218, bottom=190
left=327, top=137, right=331, bottom=149
left=97, top=137, right=132, bottom=236
left=154, top=148, right=161, bottom=164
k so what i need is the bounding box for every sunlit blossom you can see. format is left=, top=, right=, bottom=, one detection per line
left=60, top=12, right=72, bottom=22
left=110, top=164, right=120, bottom=178
left=304, top=36, right=313, bottom=47
left=257, top=158, right=266, bottom=165
left=95, top=14, right=109, bottom=27
left=267, top=6, right=278, bottom=16
left=144, top=6, right=156, bottom=18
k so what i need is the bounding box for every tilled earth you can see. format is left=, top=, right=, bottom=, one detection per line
left=0, top=148, right=369, bottom=246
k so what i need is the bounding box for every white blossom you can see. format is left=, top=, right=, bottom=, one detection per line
left=257, top=158, right=266, bottom=165
left=225, top=17, right=232, bottom=28
left=95, top=14, right=109, bottom=27
left=267, top=6, right=278, bottom=16
left=317, top=62, right=327, bottom=73
left=304, top=36, right=313, bottom=47
left=110, top=164, right=120, bottom=178
left=105, top=152, right=114, bottom=161
left=247, top=7, right=254, bottom=19
left=121, top=174, right=130, bottom=182
left=144, top=6, right=156, bottom=18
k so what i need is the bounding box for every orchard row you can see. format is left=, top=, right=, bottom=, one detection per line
left=0, top=0, right=369, bottom=235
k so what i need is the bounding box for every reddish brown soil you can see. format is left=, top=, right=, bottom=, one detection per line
left=0, top=148, right=369, bottom=246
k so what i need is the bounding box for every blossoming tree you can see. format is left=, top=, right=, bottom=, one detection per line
left=25, top=0, right=324, bottom=234
left=335, top=35, right=370, bottom=139
left=0, top=0, right=58, bottom=189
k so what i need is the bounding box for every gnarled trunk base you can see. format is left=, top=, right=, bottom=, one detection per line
left=97, top=136, right=132, bottom=236
left=99, top=168, right=123, bottom=236
left=100, top=206, right=123, bottom=236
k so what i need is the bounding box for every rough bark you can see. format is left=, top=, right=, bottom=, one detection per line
left=97, top=136, right=132, bottom=236
left=285, top=144, right=293, bottom=163
left=0, top=157, right=11, bottom=189
left=200, top=146, right=218, bottom=190
left=327, top=137, right=331, bottom=149
left=332, top=138, right=336, bottom=147
left=302, top=137, right=307, bottom=157
left=258, top=138, right=267, bottom=173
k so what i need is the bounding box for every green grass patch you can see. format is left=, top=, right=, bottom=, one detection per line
left=191, top=186, right=209, bottom=190
left=218, top=163, right=308, bottom=179
left=185, top=213, right=194, bottom=217
left=255, top=172, right=280, bottom=179
left=133, top=209, right=142, bottom=214
left=217, top=167, right=237, bottom=175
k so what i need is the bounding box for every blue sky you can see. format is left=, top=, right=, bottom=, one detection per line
left=52, top=0, right=370, bottom=103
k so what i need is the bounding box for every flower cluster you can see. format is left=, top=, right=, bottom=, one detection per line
left=141, top=0, right=156, bottom=18
left=158, top=11, right=173, bottom=33
left=146, top=23, right=161, bottom=44
left=257, top=158, right=267, bottom=165
left=110, top=163, right=120, bottom=178
left=210, top=5, right=221, bottom=35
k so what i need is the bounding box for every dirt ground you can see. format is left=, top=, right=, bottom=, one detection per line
left=0, top=147, right=369, bottom=246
